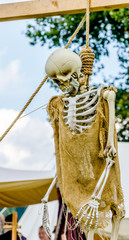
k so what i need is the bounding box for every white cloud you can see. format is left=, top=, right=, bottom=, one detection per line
left=0, top=109, right=55, bottom=170
left=0, top=59, right=22, bottom=91
left=0, top=142, right=31, bottom=166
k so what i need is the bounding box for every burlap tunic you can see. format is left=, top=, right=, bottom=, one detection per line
left=47, top=87, right=124, bottom=229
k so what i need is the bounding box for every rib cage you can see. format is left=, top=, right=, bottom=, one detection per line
left=62, top=85, right=105, bottom=134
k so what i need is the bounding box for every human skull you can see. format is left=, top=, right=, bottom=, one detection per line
left=45, top=48, right=82, bottom=95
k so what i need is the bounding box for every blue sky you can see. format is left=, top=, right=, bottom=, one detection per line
left=0, top=19, right=58, bottom=171
left=0, top=17, right=128, bottom=217
left=0, top=19, right=58, bottom=118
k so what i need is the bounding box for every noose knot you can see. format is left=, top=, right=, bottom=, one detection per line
left=79, top=46, right=95, bottom=76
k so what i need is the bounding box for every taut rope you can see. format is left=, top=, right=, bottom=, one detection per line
left=0, top=75, right=48, bottom=142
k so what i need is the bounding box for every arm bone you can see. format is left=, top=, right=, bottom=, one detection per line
left=103, top=90, right=116, bottom=157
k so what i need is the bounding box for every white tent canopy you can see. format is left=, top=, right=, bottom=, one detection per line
left=0, top=167, right=56, bottom=183
left=0, top=168, right=57, bottom=207
left=117, top=142, right=129, bottom=217
left=104, top=218, right=129, bottom=240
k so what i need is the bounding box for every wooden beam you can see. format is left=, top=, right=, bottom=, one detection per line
left=0, top=0, right=129, bottom=22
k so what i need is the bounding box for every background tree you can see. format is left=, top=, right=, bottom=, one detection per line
left=25, top=9, right=129, bottom=141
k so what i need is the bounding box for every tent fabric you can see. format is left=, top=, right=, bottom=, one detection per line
left=0, top=142, right=128, bottom=210
left=0, top=167, right=55, bottom=182
left=0, top=169, right=57, bottom=207
left=103, top=218, right=129, bottom=240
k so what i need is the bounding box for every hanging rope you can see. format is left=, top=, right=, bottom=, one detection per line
left=65, top=14, right=86, bottom=49
left=0, top=14, right=87, bottom=142
left=79, top=0, right=95, bottom=88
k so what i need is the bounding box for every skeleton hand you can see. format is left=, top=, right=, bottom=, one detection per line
left=75, top=199, right=100, bottom=232
left=104, top=144, right=116, bottom=158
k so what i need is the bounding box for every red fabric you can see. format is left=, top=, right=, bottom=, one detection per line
left=55, top=188, right=87, bottom=240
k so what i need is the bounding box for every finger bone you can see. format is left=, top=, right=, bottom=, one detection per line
left=75, top=205, right=90, bottom=228
left=82, top=207, right=93, bottom=231
left=87, top=208, right=96, bottom=232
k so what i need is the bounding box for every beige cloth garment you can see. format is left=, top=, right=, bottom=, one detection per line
left=47, top=87, right=125, bottom=230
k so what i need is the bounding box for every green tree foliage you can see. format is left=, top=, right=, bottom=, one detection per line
left=25, top=9, right=129, bottom=141
left=116, top=89, right=129, bottom=141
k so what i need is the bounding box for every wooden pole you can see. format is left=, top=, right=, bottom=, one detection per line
left=12, top=212, right=17, bottom=240
left=3, top=212, right=21, bottom=240
left=0, top=0, right=129, bottom=22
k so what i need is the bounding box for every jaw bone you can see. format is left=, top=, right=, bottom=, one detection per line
left=67, top=75, right=80, bottom=96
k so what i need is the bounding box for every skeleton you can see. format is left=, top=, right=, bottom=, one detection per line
left=45, top=49, right=125, bottom=240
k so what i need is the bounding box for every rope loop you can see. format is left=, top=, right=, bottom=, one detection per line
left=79, top=46, right=95, bottom=76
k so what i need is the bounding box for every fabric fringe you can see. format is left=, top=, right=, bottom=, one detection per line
left=41, top=175, right=57, bottom=239
left=42, top=201, right=51, bottom=239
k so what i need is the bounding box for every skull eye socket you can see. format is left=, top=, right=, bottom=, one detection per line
left=62, top=70, right=71, bottom=76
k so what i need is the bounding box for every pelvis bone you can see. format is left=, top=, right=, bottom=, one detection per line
left=45, top=49, right=82, bottom=95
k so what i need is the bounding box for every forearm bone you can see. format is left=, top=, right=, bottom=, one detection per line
left=103, top=90, right=116, bottom=157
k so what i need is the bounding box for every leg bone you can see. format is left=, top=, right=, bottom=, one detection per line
left=111, top=214, right=121, bottom=240
left=87, top=230, right=95, bottom=240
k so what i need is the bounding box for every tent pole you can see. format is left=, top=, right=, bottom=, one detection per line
left=12, top=212, right=17, bottom=240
